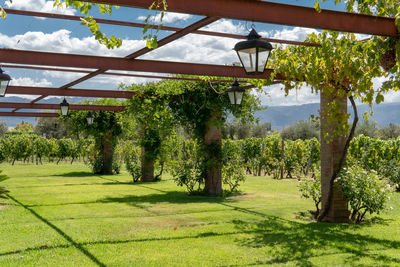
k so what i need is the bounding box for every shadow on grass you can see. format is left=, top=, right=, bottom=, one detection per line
left=25, top=190, right=229, bottom=208
left=0, top=229, right=244, bottom=258
left=52, top=171, right=100, bottom=178
left=227, top=206, right=400, bottom=266
left=6, top=194, right=106, bottom=267
left=100, top=190, right=228, bottom=206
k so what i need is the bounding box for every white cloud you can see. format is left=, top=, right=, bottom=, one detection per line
left=5, top=0, right=76, bottom=15
left=90, top=75, right=160, bottom=87
left=138, top=12, right=191, bottom=24
left=10, top=77, right=52, bottom=87
left=262, top=27, right=318, bottom=42
left=0, top=30, right=145, bottom=56
left=43, top=70, right=87, bottom=80
left=256, top=84, right=320, bottom=107
left=202, top=19, right=246, bottom=34
left=140, top=33, right=239, bottom=64
left=6, top=77, right=52, bottom=99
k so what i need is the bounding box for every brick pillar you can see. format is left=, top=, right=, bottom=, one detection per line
left=320, top=91, right=350, bottom=223
left=203, top=113, right=222, bottom=196
left=141, top=145, right=155, bottom=182
left=101, top=132, right=114, bottom=175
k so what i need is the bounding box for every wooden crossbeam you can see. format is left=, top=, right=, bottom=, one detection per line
left=83, top=0, right=397, bottom=36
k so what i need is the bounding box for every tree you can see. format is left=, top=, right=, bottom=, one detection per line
left=35, top=117, right=70, bottom=139
left=280, top=120, right=319, bottom=141
left=379, top=123, right=400, bottom=139
left=13, top=121, right=34, bottom=133
left=64, top=99, right=123, bottom=174
left=354, top=120, right=378, bottom=138
left=269, top=30, right=387, bottom=222
left=223, top=121, right=271, bottom=139
left=165, top=79, right=262, bottom=196
left=123, top=82, right=174, bottom=182
left=252, top=122, right=272, bottom=138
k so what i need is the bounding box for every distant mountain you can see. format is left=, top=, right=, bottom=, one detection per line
left=256, top=102, right=400, bottom=130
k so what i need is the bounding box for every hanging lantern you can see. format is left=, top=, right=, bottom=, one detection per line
left=86, top=112, right=94, bottom=125
left=234, top=28, right=273, bottom=75
left=0, top=67, right=11, bottom=97
left=226, top=80, right=245, bottom=105
left=59, top=98, right=70, bottom=116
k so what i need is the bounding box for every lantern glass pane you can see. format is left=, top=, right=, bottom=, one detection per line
left=236, top=91, right=244, bottom=105
left=0, top=81, right=7, bottom=96
left=87, top=117, right=94, bottom=125
left=257, top=49, right=270, bottom=73
left=238, top=47, right=257, bottom=73
left=60, top=105, right=69, bottom=116
left=228, top=91, right=236, bottom=105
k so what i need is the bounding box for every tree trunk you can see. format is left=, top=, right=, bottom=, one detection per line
left=141, top=145, right=155, bottom=182
left=101, top=132, right=114, bottom=174
left=319, top=91, right=350, bottom=223
left=155, top=161, right=164, bottom=180
left=203, top=113, right=223, bottom=196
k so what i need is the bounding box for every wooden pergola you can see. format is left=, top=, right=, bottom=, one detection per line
left=0, top=0, right=397, bottom=117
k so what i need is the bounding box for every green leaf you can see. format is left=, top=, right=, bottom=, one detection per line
left=314, top=1, right=322, bottom=13
left=395, top=15, right=400, bottom=31
left=376, top=94, right=384, bottom=104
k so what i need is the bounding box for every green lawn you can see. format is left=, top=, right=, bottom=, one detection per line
left=0, top=163, right=399, bottom=266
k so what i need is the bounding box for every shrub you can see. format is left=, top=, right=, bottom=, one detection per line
left=298, top=171, right=321, bottom=217
left=339, top=166, right=392, bottom=223
left=122, top=142, right=142, bottom=182
left=172, top=160, right=203, bottom=194
left=377, top=159, right=400, bottom=192
left=222, top=140, right=246, bottom=193
left=88, top=154, right=104, bottom=174
left=171, top=139, right=204, bottom=194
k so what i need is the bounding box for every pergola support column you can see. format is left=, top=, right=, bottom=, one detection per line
left=320, top=91, right=350, bottom=223
left=204, top=112, right=223, bottom=196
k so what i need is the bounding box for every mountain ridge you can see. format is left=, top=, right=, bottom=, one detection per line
left=256, top=102, right=400, bottom=129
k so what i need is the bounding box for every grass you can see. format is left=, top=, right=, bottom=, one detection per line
left=0, top=162, right=400, bottom=266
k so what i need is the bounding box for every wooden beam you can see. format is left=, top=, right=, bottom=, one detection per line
left=0, top=49, right=277, bottom=79
left=4, top=8, right=320, bottom=47
left=83, top=0, right=397, bottom=36
left=2, top=64, right=249, bottom=83
left=0, top=112, right=59, bottom=117
left=6, top=86, right=136, bottom=98
left=59, top=16, right=219, bottom=89
left=0, top=102, right=126, bottom=111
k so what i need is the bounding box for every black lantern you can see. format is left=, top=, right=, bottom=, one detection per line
left=86, top=112, right=94, bottom=125
left=226, top=80, right=245, bottom=105
left=0, top=67, right=11, bottom=97
left=234, top=28, right=273, bottom=75
left=60, top=98, right=70, bottom=116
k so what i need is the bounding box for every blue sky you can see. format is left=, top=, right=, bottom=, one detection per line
left=0, top=0, right=392, bottom=107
